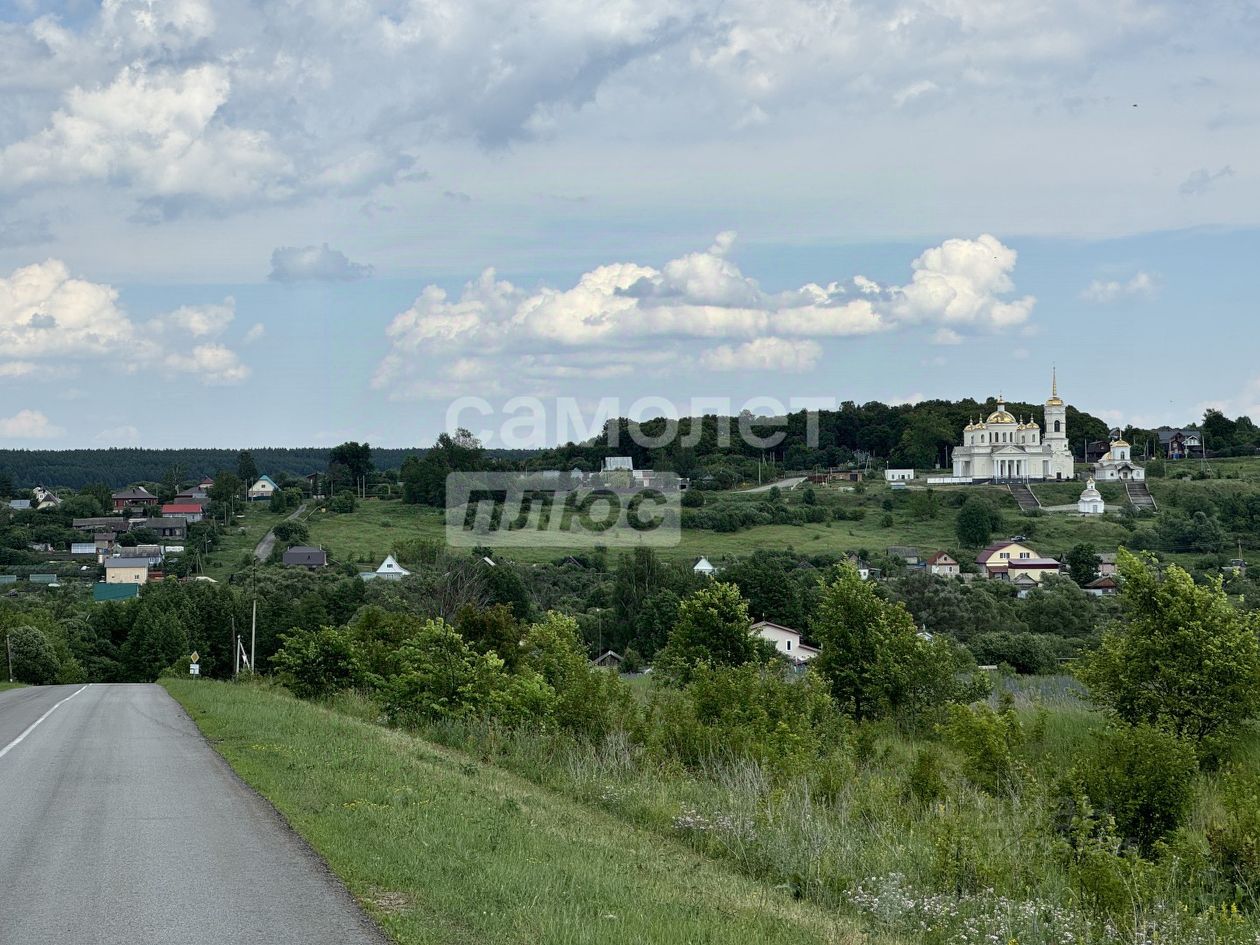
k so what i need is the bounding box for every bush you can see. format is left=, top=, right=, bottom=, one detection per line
left=968, top=631, right=1058, bottom=674
left=272, top=520, right=310, bottom=545
left=681, top=490, right=705, bottom=508
left=1072, top=723, right=1197, bottom=853
left=1206, top=766, right=1260, bottom=885
left=329, top=491, right=357, bottom=514
left=648, top=662, right=848, bottom=782
left=942, top=702, right=1024, bottom=795
left=5, top=625, right=60, bottom=685
left=272, top=624, right=362, bottom=699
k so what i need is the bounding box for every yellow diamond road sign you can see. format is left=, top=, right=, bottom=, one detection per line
left=190, top=652, right=200, bottom=664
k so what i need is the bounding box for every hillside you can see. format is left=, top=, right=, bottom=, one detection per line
left=165, top=678, right=869, bottom=945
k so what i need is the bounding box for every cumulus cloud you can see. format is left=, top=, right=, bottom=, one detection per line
left=0, top=259, right=249, bottom=384
left=0, top=409, right=64, bottom=439
left=0, top=64, right=290, bottom=202
left=268, top=244, right=373, bottom=283
left=375, top=232, right=1033, bottom=398
left=1080, top=271, right=1157, bottom=302
left=699, top=337, right=822, bottom=372
left=243, top=323, right=265, bottom=343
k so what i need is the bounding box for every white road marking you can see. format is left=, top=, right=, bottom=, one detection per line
left=0, top=685, right=89, bottom=761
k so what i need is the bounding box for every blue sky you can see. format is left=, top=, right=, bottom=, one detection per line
left=0, top=1, right=1257, bottom=448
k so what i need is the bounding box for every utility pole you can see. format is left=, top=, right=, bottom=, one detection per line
left=6, top=632, right=13, bottom=683
left=250, top=599, right=257, bottom=674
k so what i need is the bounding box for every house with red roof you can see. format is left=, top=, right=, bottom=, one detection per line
left=161, top=502, right=205, bottom=523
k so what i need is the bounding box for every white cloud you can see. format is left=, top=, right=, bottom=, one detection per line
left=1080, top=271, right=1157, bottom=303
left=243, top=323, right=265, bottom=343
left=269, top=244, right=373, bottom=283
left=157, top=299, right=237, bottom=337
left=93, top=424, right=142, bottom=445
left=0, top=64, right=290, bottom=202
left=376, top=232, right=1033, bottom=398
left=0, top=409, right=64, bottom=439
left=0, top=259, right=249, bottom=385
left=163, top=344, right=250, bottom=385
left=699, top=337, right=821, bottom=372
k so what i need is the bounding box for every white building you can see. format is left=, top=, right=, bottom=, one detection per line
left=248, top=475, right=280, bottom=500
left=360, top=554, right=411, bottom=582
left=693, top=556, right=717, bottom=577
left=951, top=374, right=1074, bottom=481
left=884, top=469, right=915, bottom=482
left=1078, top=478, right=1105, bottom=515
left=751, top=620, right=820, bottom=663
left=1092, top=438, right=1145, bottom=481
left=602, top=456, right=634, bottom=472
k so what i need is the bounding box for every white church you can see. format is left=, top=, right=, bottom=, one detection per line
left=951, top=374, right=1075, bottom=482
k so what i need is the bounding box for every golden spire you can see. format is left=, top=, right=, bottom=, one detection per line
left=1047, top=366, right=1064, bottom=406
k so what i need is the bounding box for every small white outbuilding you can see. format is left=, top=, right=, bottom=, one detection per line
left=693, top=556, right=717, bottom=577
left=1078, top=478, right=1105, bottom=515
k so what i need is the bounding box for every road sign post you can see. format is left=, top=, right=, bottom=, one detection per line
left=190, top=651, right=200, bottom=677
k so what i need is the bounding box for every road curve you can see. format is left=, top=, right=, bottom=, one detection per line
left=254, top=502, right=309, bottom=563
left=0, top=683, right=387, bottom=945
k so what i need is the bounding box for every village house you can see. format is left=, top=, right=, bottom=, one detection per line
left=360, top=555, right=411, bottom=582
left=139, top=517, right=188, bottom=541
left=248, top=475, right=280, bottom=501
left=104, top=557, right=150, bottom=586
left=1158, top=428, right=1203, bottom=460
left=1097, top=553, right=1117, bottom=577
left=8, top=499, right=31, bottom=511
left=693, top=556, right=717, bottom=577
left=926, top=551, right=960, bottom=576
left=161, top=502, right=205, bottom=523
left=1084, top=576, right=1119, bottom=597
left=31, top=486, right=61, bottom=510
left=751, top=620, right=820, bottom=663
left=887, top=546, right=922, bottom=566
left=112, top=486, right=159, bottom=510
left=884, top=469, right=915, bottom=482
left=590, top=651, right=624, bottom=671
left=282, top=546, right=327, bottom=569
left=976, top=540, right=1061, bottom=584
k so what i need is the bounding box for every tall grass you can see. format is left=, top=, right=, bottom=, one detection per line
left=360, top=678, right=1260, bottom=945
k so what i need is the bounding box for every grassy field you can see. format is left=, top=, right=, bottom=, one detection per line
left=164, top=678, right=875, bottom=945
left=200, top=506, right=291, bottom=582
left=288, top=457, right=1260, bottom=577
left=303, top=486, right=1137, bottom=568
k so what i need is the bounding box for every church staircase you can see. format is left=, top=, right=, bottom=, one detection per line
left=1126, top=480, right=1158, bottom=511
left=1008, top=482, right=1042, bottom=512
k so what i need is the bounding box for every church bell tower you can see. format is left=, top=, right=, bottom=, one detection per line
left=1044, top=368, right=1072, bottom=478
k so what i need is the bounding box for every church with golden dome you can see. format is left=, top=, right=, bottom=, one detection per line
left=950, top=373, right=1075, bottom=481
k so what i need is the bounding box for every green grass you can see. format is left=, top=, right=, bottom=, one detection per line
left=164, top=678, right=871, bottom=945
left=0, top=681, right=25, bottom=692
left=200, top=506, right=292, bottom=582
left=304, top=486, right=1139, bottom=568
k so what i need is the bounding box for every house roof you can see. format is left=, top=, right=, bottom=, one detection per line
left=887, top=546, right=921, bottom=558
left=105, top=557, right=151, bottom=569
left=94, top=583, right=140, bottom=602
left=251, top=476, right=279, bottom=489
left=926, top=551, right=956, bottom=565
left=976, top=540, right=1020, bottom=562
left=8, top=499, right=31, bottom=510
left=693, top=556, right=716, bottom=571
left=1085, top=576, right=1118, bottom=589
left=112, top=487, right=157, bottom=500
left=1008, top=557, right=1061, bottom=568
left=376, top=555, right=410, bottom=575
left=751, top=619, right=802, bottom=639
left=162, top=503, right=204, bottom=514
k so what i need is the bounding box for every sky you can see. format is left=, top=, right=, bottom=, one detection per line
left=0, top=0, right=1258, bottom=449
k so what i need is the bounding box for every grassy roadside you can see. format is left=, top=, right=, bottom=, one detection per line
left=0, top=682, right=25, bottom=692
left=164, top=678, right=878, bottom=945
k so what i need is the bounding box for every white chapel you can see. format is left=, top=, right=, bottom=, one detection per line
left=951, top=374, right=1075, bottom=482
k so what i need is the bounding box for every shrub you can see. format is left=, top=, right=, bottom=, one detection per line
left=272, top=520, right=310, bottom=545
left=654, top=582, right=763, bottom=685
left=5, top=625, right=60, bottom=685
left=1205, top=766, right=1260, bottom=885
left=272, top=624, right=362, bottom=699
left=648, top=662, right=848, bottom=782
left=1072, top=723, right=1198, bottom=853
left=942, top=702, right=1024, bottom=795
left=681, top=490, right=705, bottom=508
left=329, top=491, right=357, bottom=513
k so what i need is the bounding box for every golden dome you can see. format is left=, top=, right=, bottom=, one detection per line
left=1025, top=418, right=1040, bottom=428
left=1112, top=438, right=1130, bottom=448
left=986, top=406, right=1017, bottom=424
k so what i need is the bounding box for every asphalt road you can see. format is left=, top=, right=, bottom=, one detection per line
left=0, top=683, right=387, bottom=945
